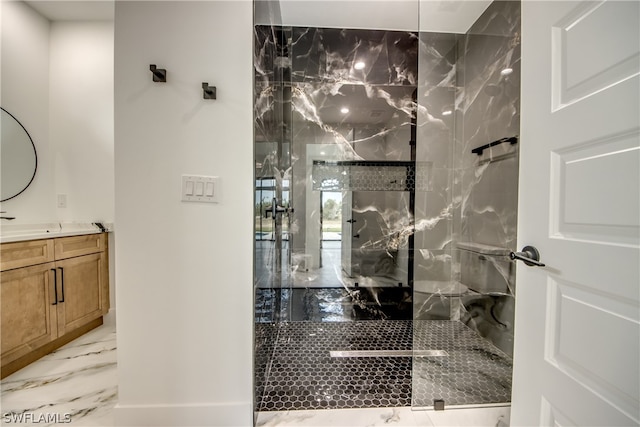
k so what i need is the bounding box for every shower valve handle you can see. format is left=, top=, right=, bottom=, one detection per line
left=510, top=246, right=545, bottom=267
left=265, top=198, right=293, bottom=219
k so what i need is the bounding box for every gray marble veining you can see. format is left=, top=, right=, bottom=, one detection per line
left=1, top=324, right=117, bottom=427
left=254, top=25, right=422, bottom=293
left=453, top=0, right=521, bottom=356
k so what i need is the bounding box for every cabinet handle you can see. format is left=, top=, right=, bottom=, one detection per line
left=58, top=267, right=65, bottom=303
left=51, top=269, right=58, bottom=305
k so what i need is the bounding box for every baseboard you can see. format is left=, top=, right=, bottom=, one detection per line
left=114, top=401, right=252, bottom=426
left=103, top=308, right=117, bottom=328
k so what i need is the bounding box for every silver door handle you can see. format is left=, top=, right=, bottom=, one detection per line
left=510, top=245, right=545, bottom=267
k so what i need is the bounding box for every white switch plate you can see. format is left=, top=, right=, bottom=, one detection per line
left=181, top=175, right=219, bottom=203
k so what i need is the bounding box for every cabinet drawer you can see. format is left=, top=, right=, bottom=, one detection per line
left=54, top=234, right=105, bottom=260
left=0, top=240, right=54, bottom=271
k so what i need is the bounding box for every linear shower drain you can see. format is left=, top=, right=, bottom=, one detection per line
left=329, top=350, right=448, bottom=357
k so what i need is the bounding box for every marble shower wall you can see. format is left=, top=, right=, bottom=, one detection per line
left=255, top=26, right=420, bottom=286
left=453, top=0, right=521, bottom=355
left=412, top=32, right=459, bottom=322
left=288, top=27, right=417, bottom=279
left=414, top=33, right=458, bottom=283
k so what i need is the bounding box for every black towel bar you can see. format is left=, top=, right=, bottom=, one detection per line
left=471, top=136, right=518, bottom=156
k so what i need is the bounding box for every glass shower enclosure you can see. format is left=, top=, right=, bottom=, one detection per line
left=254, top=0, right=521, bottom=415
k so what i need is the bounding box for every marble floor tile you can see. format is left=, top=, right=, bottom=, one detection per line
left=1, top=323, right=117, bottom=427
left=256, top=405, right=510, bottom=427
left=0, top=320, right=510, bottom=427
left=256, top=407, right=432, bottom=427
left=425, top=406, right=510, bottom=427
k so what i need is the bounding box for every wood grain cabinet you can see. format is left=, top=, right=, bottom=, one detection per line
left=0, top=233, right=109, bottom=378
left=1, top=262, right=58, bottom=366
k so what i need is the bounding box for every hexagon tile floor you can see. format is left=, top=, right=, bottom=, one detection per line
left=255, top=320, right=512, bottom=411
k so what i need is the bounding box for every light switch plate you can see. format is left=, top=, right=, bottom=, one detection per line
left=181, top=175, right=219, bottom=203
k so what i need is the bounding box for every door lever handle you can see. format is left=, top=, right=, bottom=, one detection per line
left=510, top=245, right=545, bottom=267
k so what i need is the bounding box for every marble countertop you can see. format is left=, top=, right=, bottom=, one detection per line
left=0, top=222, right=114, bottom=244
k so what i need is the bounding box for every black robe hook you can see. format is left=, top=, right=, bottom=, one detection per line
left=202, top=83, right=216, bottom=99
left=150, top=64, right=166, bottom=82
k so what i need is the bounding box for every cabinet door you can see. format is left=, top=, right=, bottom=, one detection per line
left=1, top=263, right=58, bottom=365
left=55, top=253, right=107, bottom=335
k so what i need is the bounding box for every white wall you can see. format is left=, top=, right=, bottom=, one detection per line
left=276, top=0, right=492, bottom=33
left=1, top=0, right=55, bottom=222
left=280, top=0, right=418, bottom=30
left=50, top=21, right=114, bottom=223
left=419, top=0, right=492, bottom=33
left=0, top=1, right=114, bottom=225
left=113, top=1, right=253, bottom=425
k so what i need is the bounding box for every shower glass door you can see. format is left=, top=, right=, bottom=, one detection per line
left=254, top=1, right=520, bottom=416
left=255, top=25, right=419, bottom=305
left=286, top=26, right=419, bottom=298
left=254, top=24, right=292, bottom=292
left=254, top=21, right=421, bottom=414
left=411, top=0, right=520, bottom=411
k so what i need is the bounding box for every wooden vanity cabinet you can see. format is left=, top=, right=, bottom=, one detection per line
left=55, top=251, right=108, bottom=336
left=0, top=233, right=109, bottom=378
left=1, top=262, right=58, bottom=365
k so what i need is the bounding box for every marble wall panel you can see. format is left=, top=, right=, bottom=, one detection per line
left=414, top=30, right=457, bottom=305
left=290, top=28, right=418, bottom=85
left=453, top=0, right=521, bottom=356
left=255, top=25, right=421, bottom=294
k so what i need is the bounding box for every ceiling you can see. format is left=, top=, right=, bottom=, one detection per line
left=260, top=0, right=492, bottom=33
left=26, top=0, right=491, bottom=32
left=25, top=1, right=114, bottom=21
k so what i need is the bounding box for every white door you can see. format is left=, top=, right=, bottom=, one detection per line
left=512, top=1, right=639, bottom=426
left=341, top=190, right=353, bottom=276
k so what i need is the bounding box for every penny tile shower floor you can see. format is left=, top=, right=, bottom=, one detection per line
left=255, top=320, right=512, bottom=412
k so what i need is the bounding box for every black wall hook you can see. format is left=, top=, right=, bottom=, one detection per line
left=150, top=64, right=166, bottom=82
left=202, top=82, right=217, bottom=99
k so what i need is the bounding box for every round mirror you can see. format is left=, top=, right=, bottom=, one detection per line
left=1, top=107, right=37, bottom=202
